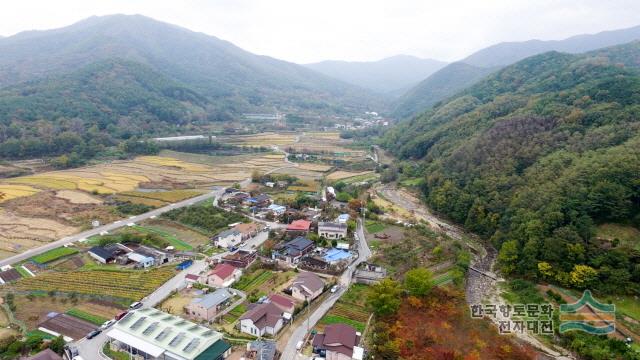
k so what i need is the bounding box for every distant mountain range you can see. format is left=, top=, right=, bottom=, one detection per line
left=305, top=55, right=447, bottom=96
left=0, top=14, right=383, bottom=117
left=393, top=24, right=640, bottom=118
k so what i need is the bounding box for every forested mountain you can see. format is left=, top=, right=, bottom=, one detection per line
left=0, top=59, right=208, bottom=160
left=0, top=14, right=381, bottom=116
left=393, top=24, right=640, bottom=119
left=392, top=62, right=496, bottom=118
left=305, top=55, right=446, bottom=95
left=382, top=42, right=640, bottom=294
left=462, top=24, right=640, bottom=67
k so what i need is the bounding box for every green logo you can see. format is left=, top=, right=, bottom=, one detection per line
left=559, top=290, right=615, bottom=334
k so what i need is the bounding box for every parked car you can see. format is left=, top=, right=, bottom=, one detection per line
left=86, top=329, right=102, bottom=340
left=129, top=301, right=143, bottom=310
left=330, top=285, right=339, bottom=293
left=101, top=319, right=116, bottom=329
left=115, top=311, right=128, bottom=320
left=296, top=340, right=304, bottom=351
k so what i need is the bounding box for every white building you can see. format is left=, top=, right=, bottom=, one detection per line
left=214, top=229, right=242, bottom=248
left=318, top=222, right=348, bottom=239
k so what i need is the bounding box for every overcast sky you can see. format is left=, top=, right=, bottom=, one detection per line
left=1, top=0, right=640, bottom=63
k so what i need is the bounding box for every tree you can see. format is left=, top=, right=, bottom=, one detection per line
left=49, top=336, right=65, bottom=354
left=404, top=267, right=433, bottom=297
left=570, top=265, right=598, bottom=288
left=537, top=261, right=554, bottom=279
left=367, top=278, right=402, bottom=317
left=497, top=240, right=518, bottom=275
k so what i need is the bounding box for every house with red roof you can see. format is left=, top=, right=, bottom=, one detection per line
left=267, top=294, right=296, bottom=314
left=286, top=219, right=312, bottom=236
left=204, top=263, right=242, bottom=288
left=312, top=323, right=364, bottom=360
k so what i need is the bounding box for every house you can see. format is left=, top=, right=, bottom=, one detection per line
left=267, top=294, right=296, bottom=314
left=318, top=222, right=348, bottom=239
left=26, top=349, right=63, bottom=360
left=291, top=272, right=324, bottom=302
left=127, top=253, right=154, bottom=268
left=326, top=186, right=336, bottom=201
left=312, top=323, right=363, bottom=360
left=185, top=273, right=200, bottom=284
left=267, top=204, right=287, bottom=215
left=205, top=263, right=242, bottom=288
left=126, top=244, right=173, bottom=265
left=239, top=302, right=284, bottom=337
left=222, top=249, right=257, bottom=268
left=107, top=308, right=231, bottom=360
left=246, top=340, right=277, bottom=360
left=88, top=245, right=120, bottom=264
left=0, top=269, right=21, bottom=284
left=273, top=237, right=314, bottom=264
left=245, top=194, right=271, bottom=207
left=227, top=192, right=250, bottom=205
left=214, top=229, right=242, bottom=248
left=234, top=223, right=262, bottom=240
left=337, top=214, right=350, bottom=224
left=185, top=288, right=233, bottom=322
left=286, top=219, right=312, bottom=235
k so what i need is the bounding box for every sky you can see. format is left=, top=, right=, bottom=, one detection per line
left=1, top=0, right=640, bottom=64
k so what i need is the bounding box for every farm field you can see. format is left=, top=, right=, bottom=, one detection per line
left=12, top=267, right=175, bottom=301
left=221, top=132, right=298, bottom=147
left=318, top=284, right=370, bottom=333
left=13, top=294, right=123, bottom=329
left=30, top=247, right=78, bottom=264
left=234, top=268, right=297, bottom=301
left=596, top=223, right=640, bottom=250
left=129, top=225, right=194, bottom=251
left=0, top=151, right=287, bottom=259
left=365, top=220, right=386, bottom=234
left=143, top=219, right=211, bottom=247
left=66, top=308, right=109, bottom=325
left=326, top=170, right=375, bottom=182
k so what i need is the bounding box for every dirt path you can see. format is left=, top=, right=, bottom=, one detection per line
left=382, top=183, right=575, bottom=359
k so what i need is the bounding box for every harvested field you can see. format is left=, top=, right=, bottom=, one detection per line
left=222, top=133, right=298, bottom=146
left=326, top=170, right=374, bottom=182
left=55, top=190, right=103, bottom=204
left=118, top=189, right=206, bottom=204
left=296, top=163, right=332, bottom=172
left=38, top=313, right=96, bottom=340
left=0, top=210, right=78, bottom=257
left=13, top=295, right=122, bottom=330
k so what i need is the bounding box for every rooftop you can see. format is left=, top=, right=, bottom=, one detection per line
left=211, top=263, right=237, bottom=279
left=318, top=222, right=348, bottom=231
left=240, top=302, right=283, bottom=330
left=191, top=288, right=233, bottom=309
left=108, top=308, right=227, bottom=360
left=286, top=219, right=312, bottom=231
left=292, top=272, right=324, bottom=294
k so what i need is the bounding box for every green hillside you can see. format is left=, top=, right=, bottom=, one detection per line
left=383, top=42, right=640, bottom=294
left=0, top=59, right=207, bottom=159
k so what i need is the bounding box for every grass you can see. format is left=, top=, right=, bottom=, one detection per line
left=30, top=247, right=79, bottom=264
left=365, top=220, right=386, bottom=234
left=433, top=271, right=454, bottom=286
left=596, top=223, right=640, bottom=250
left=234, top=270, right=274, bottom=292
left=103, top=343, right=130, bottom=360
left=319, top=314, right=366, bottom=333
left=400, top=177, right=424, bottom=187
left=225, top=303, right=248, bottom=323
left=15, top=266, right=32, bottom=278
left=66, top=308, right=109, bottom=325
left=132, top=225, right=193, bottom=251
left=26, top=329, right=56, bottom=340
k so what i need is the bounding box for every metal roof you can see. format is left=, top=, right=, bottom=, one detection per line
left=107, top=308, right=225, bottom=360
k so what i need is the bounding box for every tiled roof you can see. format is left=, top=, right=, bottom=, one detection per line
left=240, top=302, right=283, bottom=330
left=211, top=263, right=237, bottom=279
left=286, top=220, right=311, bottom=231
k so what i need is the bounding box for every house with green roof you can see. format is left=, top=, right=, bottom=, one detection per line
left=106, top=308, right=230, bottom=360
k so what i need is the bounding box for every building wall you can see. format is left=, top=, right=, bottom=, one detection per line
left=240, top=319, right=264, bottom=337
left=186, top=303, right=217, bottom=321
left=216, top=234, right=242, bottom=248
left=318, top=229, right=347, bottom=239
left=327, top=350, right=353, bottom=360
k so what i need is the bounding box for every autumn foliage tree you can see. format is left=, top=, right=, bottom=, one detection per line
left=367, top=278, right=402, bottom=317
left=404, top=267, right=433, bottom=297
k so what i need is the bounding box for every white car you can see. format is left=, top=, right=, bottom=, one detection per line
left=330, top=285, right=339, bottom=293
left=296, top=340, right=304, bottom=351
left=129, top=301, right=143, bottom=310
left=99, top=231, right=109, bottom=236
left=101, top=319, right=116, bottom=329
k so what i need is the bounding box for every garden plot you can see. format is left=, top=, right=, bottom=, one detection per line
left=318, top=284, right=370, bottom=333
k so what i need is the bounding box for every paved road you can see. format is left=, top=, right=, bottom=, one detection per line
left=0, top=187, right=227, bottom=268
left=280, top=219, right=371, bottom=360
